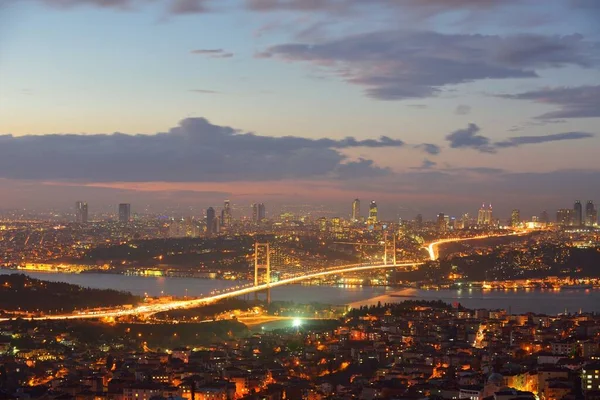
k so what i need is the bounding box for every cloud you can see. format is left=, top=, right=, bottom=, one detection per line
left=190, top=48, right=234, bottom=58
left=416, top=143, right=442, bottom=155
left=37, top=0, right=135, bottom=9
left=455, top=105, right=471, bottom=115
left=190, top=89, right=220, bottom=94
left=500, top=85, right=600, bottom=119
left=495, top=132, right=595, bottom=148
left=446, top=123, right=495, bottom=152
left=418, top=159, right=437, bottom=170
left=335, top=158, right=392, bottom=179
left=168, top=0, right=211, bottom=14
left=259, top=31, right=599, bottom=100
left=25, top=0, right=215, bottom=14
left=244, top=0, right=519, bottom=14
left=0, top=117, right=404, bottom=183
left=446, top=123, right=595, bottom=152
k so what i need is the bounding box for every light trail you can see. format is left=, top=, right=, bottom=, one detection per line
left=425, top=231, right=529, bottom=261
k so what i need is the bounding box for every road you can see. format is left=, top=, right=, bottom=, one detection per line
left=2, top=232, right=523, bottom=321
left=425, top=231, right=528, bottom=261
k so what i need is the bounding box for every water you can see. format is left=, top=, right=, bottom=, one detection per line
left=2, top=270, right=600, bottom=315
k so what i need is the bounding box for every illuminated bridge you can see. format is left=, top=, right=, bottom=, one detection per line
left=3, top=232, right=523, bottom=321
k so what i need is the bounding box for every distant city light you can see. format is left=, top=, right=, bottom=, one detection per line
left=292, top=318, right=302, bottom=328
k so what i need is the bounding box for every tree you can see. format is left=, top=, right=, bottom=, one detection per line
left=0, top=365, right=7, bottom=388
left=106, top=354, right=114, bottom=371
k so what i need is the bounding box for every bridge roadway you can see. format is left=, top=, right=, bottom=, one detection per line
left=5, top=232, right=525, bottom=321
left=7, top=261, right=421, bottom=321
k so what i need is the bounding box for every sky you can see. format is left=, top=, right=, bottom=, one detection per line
left=1, top=0, right=600, bottom=220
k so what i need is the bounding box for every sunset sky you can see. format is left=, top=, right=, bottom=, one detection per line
left=1, top=0, right=599, bottom=219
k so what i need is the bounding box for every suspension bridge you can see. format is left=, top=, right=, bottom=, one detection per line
left=1, top=232, right=520, bottom=321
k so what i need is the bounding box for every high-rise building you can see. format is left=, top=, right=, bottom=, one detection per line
left=477, top=204, right=492, bottom=226
left=222, top=200, right=232, bottom=227
left=437, top=213, right=446, bottom=232
left=368, top=201, right=378, bottom=224
left=75, top=201, right=88, bottom=224
left=540, top=210, right=549, bottom=225
left=585, top=201, right=597, bottom=227
left=252, top=203, right=266, bottom=224
left=574, top=200, right=583, bottom=227
left=556, top=208, right=574, bottom=226
left=331, top=217, right=341, bottom=234
left=252, top=203, right=258, bottom=223
left=415, top=214, right=423, bottom=228
left=118, top=203, right=131, bottom=223
left=511, top=209, right=520, bottom=228
left=206, top=207, right=216, bottom=235
left=461, top=213, right=470, bottom=229
left=352, top=199, right=361, bottom=221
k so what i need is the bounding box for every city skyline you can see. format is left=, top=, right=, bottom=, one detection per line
left=55, top=198, right=600, bottom=225
left=1, top=1, right=600, bottom=214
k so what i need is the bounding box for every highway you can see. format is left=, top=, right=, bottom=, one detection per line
left=2, top=232, right=524, bottom=321
left=425, top=231, right=528, bottom=261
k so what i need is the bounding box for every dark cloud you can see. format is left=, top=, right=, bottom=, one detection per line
left=446, top=123, right=494, bottom=152
left=419, top=159, right=437, bottom=170
left=0, top=117, right=403, bottom=182
left=30, top=0, right=213, bottom=13
left=416, top=143, right=442, bottom=155
left=168, top=0, right=210, bottom=14
left=501, top=85, right=600, bottom=119
left=260, top=31, right=598, bottom=100
left=496, top=132, right=595, bottom=148
left=452, top=167, right=505, bottom=174
left=190, top=48, right=234, bottom=58
left=244, top=0, right=519, bottom=14
left=446, top=123, right=595, bottom=152
left=335, top=158, right=392, bottom=179
left=455, top=105, right=471, bottom=115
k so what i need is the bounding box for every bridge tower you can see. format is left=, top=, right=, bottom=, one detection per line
left=254, top=242, right=271, bottom=304
left=383, top=232, right=396, bottom=266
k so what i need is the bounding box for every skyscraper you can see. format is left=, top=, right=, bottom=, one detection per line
left=252, top=203, right=266, bottom=224
left=574, top=200, right=583, bottom=227
left=368, top=201, right=378, bottom=224
left=585, top=201, right=597, bottom=227
left=477, top=204, right=486, bottom=225
left=118, top=203, right=131, bottom=223
left=222, top=200, right=232, bottom=227
left=540, top=210, right=549, bottom=225
left=75, top=201, right=88, bottom=224
left=415, top=214, right=423, bottom=228
left=511, top=209, right=520, bottom=228
left=437, top=213, right=447, bottom=232
left=477, top=204, right=492, bottom=226
left=206, top=207, right=216, bottom=235
left=352, top=199, right=360, bottom=221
